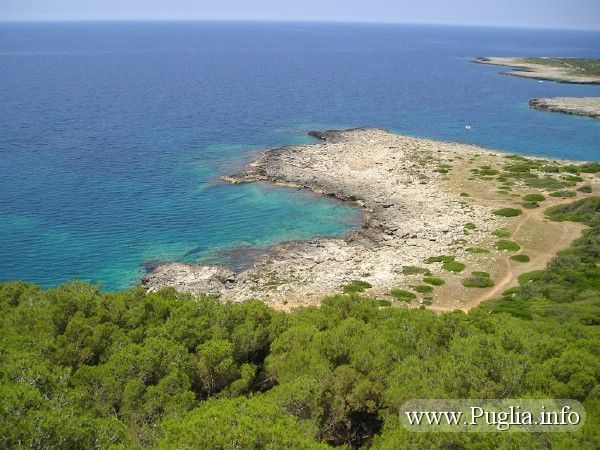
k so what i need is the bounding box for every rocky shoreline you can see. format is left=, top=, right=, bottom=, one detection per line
left=529, top=97, right=600, bottom=119
left=143, top=128, right=509, bottom=308
left=473, top=57, right=600, bottom=84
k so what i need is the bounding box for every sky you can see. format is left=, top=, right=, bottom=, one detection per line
left=1, top=0, right=600, bottom=30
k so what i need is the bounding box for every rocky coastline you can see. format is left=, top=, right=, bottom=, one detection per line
left=528, top=97, right=600, bottom=119
left=143, top=128, right=510, bottom=308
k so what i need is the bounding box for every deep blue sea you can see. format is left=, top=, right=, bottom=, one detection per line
left=1, top=22, right=599, bottom=290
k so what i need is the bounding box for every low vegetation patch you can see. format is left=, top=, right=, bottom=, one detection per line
left=462, top=271, right=494, bottom=288
left=425, top=255, right=455, bottom=264
left=521, top=201, right=539, bottom=209
left=412, top=284, right=434, bottom=294
left=510, top=254, right=530, bottom=263
left=496, top=240, right=521, bottom=251
left=402, top=266, right=431, bottom=276
left=492, top=228, right=511, bottom=238
left=464, top=222, right=476, bottom=230
left=390, top=289, right=416, bottom=302
left=522, top=193, right=545, bottom=202
left=442, top=260, right=466, bottom=273
left=342, top=280, right=372, bottom=294
left=465, top=247, right=490, bottom=254
left=549, top=190, right=576, bottom=198
left=423, top=276, right=445, bottom=286
left=518, top=270, right=544, bottom=285
left=492, top=208, right=522, bottom=217
left=577, top=185, right=592, bottom=193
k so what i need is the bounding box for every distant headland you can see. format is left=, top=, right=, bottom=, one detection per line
left=472, top=56, right=600, bottom=84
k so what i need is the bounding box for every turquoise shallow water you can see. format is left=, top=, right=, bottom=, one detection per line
left=1, top=22, right=599, bottom=290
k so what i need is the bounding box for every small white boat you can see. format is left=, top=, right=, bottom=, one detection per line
left=465, top=125, right=472, bottom=130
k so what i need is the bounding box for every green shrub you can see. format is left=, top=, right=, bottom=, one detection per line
left=402, top=266, right=431, bottom=276
left=510, top=254, right=530, bottom=263
left=460, top=192, right=470, bottom=197
left=492, top=228, right=511, bottom=238
left=390, top=289, right=416, bottom=302
left=377, top=299, right=392, bottom=307
left=412, top=285, right=434, bottom=294
left=545, top=197, right=600, bottom=223
left=518, top=270, right=544, bottom=285
left=492, top=208, right=522, bottom=217
left=549, top=190, right=576, bottom=198
left=541, top=165, right=559, bottom=173
left=465, top=247, right=490, bottom=254
left=496, top=240, right=521, bottom=251
left=425, top=255, right=455, bottom=264
left=562, top=175, right=583, bottom=182
left=521, top=201, right=539, bottom=209
left=423, top=276, right=445, bottom=286
left=464, top=223, right=476, bottom=230
left=462, top=272, right=494, bottom=288
left=491, top=299, right=532, bottom=320
left=342, top=280, right=372, bottom=293
left=472, top=271, right=490, bottom=277
left=442, top=261, right=466, bottom=272
left=522, top=193, right=545, bottom=202
left=578, top=162, right=600, bottom=173
left=577, top=185, right=592, bottom=193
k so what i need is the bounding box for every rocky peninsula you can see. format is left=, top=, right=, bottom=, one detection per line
left=143, top=129, right=595, bottom=311
left=473, top=57, right=600, bottom=84
left=529, top=97, right=600, bottom=119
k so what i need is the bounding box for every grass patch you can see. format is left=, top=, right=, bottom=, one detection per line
left=465, top=247, right=490, bottom=254
left=464, top=223, right=476, bottom=230
left=390, top=289, right=416, bottom=302
left=425, top=255, right=455, bottom=264
left=510, top=254, right=530, bottom=263
left=577, top=185, right=592, bottom=193
left=496, top=240, right=521, bottom=251
left=518, top=270, right=544, bottom=285
left=462, top=271, right=494, bottom=288
left=442, top=261, right=466, bottom=273
left=423, top=276, right=445, bottom=286
left=549, top=190, right=577, bottom=198
left=402, top=266, right=432, bottom=276
left=522, top=193, right=545, bottom=202
left=492, top=208, right=522, bottom=217
left=412, top=284, right=434, bottom=294
left=492, top=228, right=511, bottom=238
left=342, top=280, right=372, bottom=294
left=521, top=201, right=539, bottom=209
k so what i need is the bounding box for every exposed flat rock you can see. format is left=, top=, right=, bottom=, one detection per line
left=529, top=97, right=600, bottom=119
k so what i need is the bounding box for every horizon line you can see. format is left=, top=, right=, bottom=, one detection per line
left=1, top=18, right=599, bottom=32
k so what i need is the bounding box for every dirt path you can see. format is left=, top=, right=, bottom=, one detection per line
left=470, top=201, right=584, bottom=308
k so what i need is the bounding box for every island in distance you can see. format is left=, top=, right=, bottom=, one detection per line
left=473, top=57, right=600, bottom=119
